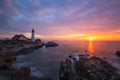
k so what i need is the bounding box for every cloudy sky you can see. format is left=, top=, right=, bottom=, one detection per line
left=0, top=0, right=120, bottom=40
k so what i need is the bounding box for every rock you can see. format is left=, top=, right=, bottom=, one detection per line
left=11, top=35, right=28, bottom=41
left=0, top=57, right=4, bottom=64
left=0, top=40, right=2, bottom=45
left=0, top=57, right=6, bottom=69
left=35, top=39, right=42, bottom=42
left=5, top=56, right=17, bottom=64
left=0, top=76, right=4, bottom=80
left=45, top=41, right=58, bottom=48
left=0, top=63, right=13, bottom=69
left=114, top=77, right=120, bottom=80
left=115, top=51, right=120, bottom=57
left=11, top=67, right=31, bottom=80
left=59, top=56, right=120, bottom=80
left=0, top=56, right=16, bottom=69
left=0, top=46, right=4, bottom=51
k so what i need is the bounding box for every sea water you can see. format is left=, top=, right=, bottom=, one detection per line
left=14, top=41, right=120, bottom=80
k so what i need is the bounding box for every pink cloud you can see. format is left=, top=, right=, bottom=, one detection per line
left=37, top=8, right=56, bottom=16
left=62, top=6, right=80, bottom=16
left=78, top=7, right=97, bottom=17
left=5, top=0, right=18, bottom=15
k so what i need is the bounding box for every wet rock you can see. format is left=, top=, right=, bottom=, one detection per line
left=115, top=51, right=120, bottom=57
left=0, top=56, right=16, bottom=69
left=0, top=63, right=13, bottom=69
left=45, top=41, right=58, bottom=48
left=59, top=56, right=120, bottom=80
left=5, top=56, right=17, bottom=63
left=11, top=67, right=31, bottom=80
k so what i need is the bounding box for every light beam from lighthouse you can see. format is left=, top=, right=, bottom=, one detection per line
left=31, top=28, right=35, bottom=41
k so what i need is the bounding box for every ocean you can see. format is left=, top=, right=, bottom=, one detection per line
left=14, top=41, right=120, bottom=80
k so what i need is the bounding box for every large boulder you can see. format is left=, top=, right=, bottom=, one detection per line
left=59, top=56, right=120, bottom=80
left=115, top=51, right=120, bottom=57
left=11, top=67, right=31, bottom=80
left=45, top=41, right=58, bottom=48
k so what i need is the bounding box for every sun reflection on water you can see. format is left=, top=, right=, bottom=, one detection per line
left=88, top=41, right=94, bottom=54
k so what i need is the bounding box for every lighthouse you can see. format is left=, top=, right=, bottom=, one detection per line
left=31, top=28, right=35, bottom=41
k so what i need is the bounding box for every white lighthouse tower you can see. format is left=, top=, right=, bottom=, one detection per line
left=31, top=28, right=35, bottom=41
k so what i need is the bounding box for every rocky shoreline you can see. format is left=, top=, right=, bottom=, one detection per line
left=59, top=55, right=120, bottom=80
left=1, top=38, right=119, bottom=80
left=0, top=38, right=59, bottom=80
left=0, top=40, right=44, bottom=56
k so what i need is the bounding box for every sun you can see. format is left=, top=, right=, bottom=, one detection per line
left=88, top=37, right=94, bottom=41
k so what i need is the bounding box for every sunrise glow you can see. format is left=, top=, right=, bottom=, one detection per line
left=0, top=1, right=120, bottom=80
left=87, top=37, right=94, bottom=41
left=0, top=0, right=119, bottom=41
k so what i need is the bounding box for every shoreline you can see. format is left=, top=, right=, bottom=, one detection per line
left=0, top=39, right=59, bottom=80
left=0, top=43, right=44, bottom=56
left=0, top=45, right=54, bottom=80
left=0, top=40, right=47, bottom=80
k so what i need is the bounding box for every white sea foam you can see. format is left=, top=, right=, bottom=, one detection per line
left=107, top=58, right=120, bottom=74
left=13, top=62, right=30, bottom=69
left=14, top=62, right=44, bottom=77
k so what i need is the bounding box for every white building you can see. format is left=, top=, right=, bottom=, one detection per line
left=31, top=28, right=35, bottom=41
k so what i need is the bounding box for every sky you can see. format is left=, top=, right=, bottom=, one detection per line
left=0, top=0, right=120, bottom=41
